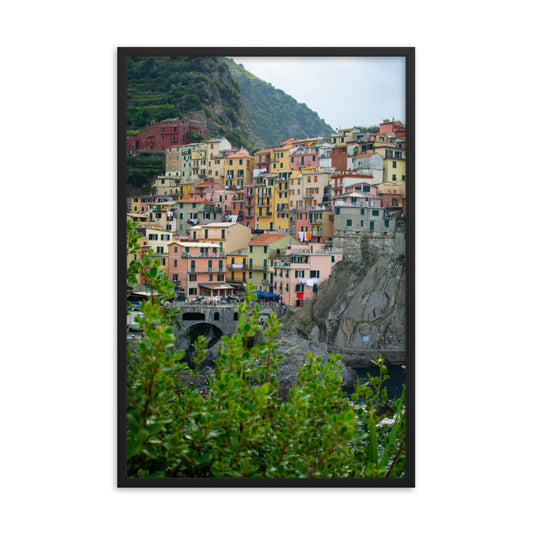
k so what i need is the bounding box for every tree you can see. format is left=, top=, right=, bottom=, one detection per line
left=125, top=221, right=406, bottom=478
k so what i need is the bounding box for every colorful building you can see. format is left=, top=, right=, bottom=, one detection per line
left=127, top=118, right=208, bottom=153
left=272, top=243, right=343, bottom=307
left=189, top=222, right=252, bottom=254
left=226, top=248, right=248, bottom=289
left=247, top=232, right=292, bottom=292
left=168, top=242, right=229, bottom=298
left=294, top=206, right=334, bottom=244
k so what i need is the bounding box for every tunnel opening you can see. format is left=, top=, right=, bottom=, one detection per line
left=182, top=322, right=225, bottom=368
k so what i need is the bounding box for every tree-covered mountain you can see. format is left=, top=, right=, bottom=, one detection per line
left=223, top=58, right=335, bottom=148
left=127, top=56, right=254, bottom=151
left=126, top=56, right=335, bottom=151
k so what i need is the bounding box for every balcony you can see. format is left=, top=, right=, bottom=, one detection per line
left=181, top=252, right=226, bottom=258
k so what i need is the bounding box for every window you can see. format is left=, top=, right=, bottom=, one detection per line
left=249, top=246, right=253, bottom=253
left=189, top=274, right=197, bottom=281
left=310, top=271, right=320, bottom=278
left=217, top=274, right=224, bottom=281
left=393, top=160, right=397, bottom=168
left=372, top=210, right=379, bottom=217
left=264, top=246, right=268, bottom=254
left=370, top=221, right=375, bottom=230
left=148, top=234, right=157, bottom=240
left=346, top=219, right=352, bottom=227
left=385, top=219, right=390, bottom=228
left=161, top=234, right=170, bottom=241
left=392, top=174, right=397, bottom=181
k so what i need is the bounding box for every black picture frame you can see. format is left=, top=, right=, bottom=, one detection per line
left=118, top=46, right=415, bottom=487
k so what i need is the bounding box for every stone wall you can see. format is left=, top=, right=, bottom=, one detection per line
left=333, top=225, right=405, bottom=264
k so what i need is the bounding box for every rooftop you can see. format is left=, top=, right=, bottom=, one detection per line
left=249, top=232, right=289, bottom=246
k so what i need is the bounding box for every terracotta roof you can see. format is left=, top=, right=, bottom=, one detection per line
left=249, top=232, right=289, bottom=245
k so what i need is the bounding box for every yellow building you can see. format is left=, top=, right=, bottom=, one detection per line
left=271, top=145, right=290, bottom=173
left=223, top=148, right=255, bottom=191
left=331, top=128, right=356, bottom=146
left=226, top=248, right=248, bottom=288
left=253, top=173, right=275, bottom=231
left=127, top=226, right=174, bottom=281
left=374, top=146, right=406, bottom=184
left=273, top=171, right=291, bottom=232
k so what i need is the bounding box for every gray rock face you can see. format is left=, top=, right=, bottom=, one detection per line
left=282, top=252, right=407, bottom=367
left=274, top=332, right=358, bottom=398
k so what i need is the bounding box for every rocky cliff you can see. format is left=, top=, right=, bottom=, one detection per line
left=281, top=245, right=407, bottom=368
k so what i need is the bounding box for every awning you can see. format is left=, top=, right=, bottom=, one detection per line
left=198, top=283, right=235, bottom=290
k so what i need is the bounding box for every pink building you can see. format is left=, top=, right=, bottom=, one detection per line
left=289, top=146, right=320, bottom=170
left=273, top=244, right=343, bottom=308
left=379, top=121, right=403, bottom=135
left=294, top=207, right=334, bottom=244
left=168, top=242, right=228, bottom=298
left=127, top=118, right=208, bottom=153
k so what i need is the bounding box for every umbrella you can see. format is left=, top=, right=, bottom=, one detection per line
left=263, top=292, right=277, bottom=298
left=253, top=290, right=265, bottom=296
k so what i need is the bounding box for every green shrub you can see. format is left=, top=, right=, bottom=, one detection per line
left=126, top=221, right=406, bottom=478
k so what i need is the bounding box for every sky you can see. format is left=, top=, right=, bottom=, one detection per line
left=232, top=56, right=405, bottom=130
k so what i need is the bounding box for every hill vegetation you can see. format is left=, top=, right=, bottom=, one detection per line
left=223, top=58, right=335, bottom=148
left=126, top=56, right=336, bottom=151
left=127, top=56, right=254, bottom=151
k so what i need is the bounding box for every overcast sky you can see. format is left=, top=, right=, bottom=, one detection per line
left=232, top=56, right=405, bottom=131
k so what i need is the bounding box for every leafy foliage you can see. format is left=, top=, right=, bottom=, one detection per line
left=126, top=221, right=406, bottom=478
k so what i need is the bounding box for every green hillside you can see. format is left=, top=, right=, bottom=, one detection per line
left=224, top=58, right=335, bottom=147
left=126, top=56, right=336, bottom=151
left=127, top=56, right=254, bottom=151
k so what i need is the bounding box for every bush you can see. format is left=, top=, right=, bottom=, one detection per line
left=126, top=221, right=406, bottom=478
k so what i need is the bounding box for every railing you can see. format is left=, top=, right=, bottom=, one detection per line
left=181, top=252, right=226, bottom=258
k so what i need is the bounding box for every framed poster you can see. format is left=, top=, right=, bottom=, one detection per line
left=118, top=47, right=415, bottom=487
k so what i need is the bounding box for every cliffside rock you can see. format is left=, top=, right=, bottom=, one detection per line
left=274, top=332, right=357, bottom=399
left=281, top=253, right=406, bottom=367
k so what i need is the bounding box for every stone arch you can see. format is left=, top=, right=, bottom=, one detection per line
left=183, top=322, right=225, bottom=349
